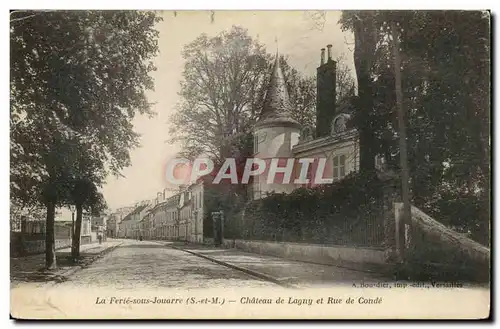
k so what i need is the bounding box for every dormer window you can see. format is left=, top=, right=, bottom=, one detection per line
left=331, top=114, right=350, bottom=135
left=300, top=126, right=314, bottom=143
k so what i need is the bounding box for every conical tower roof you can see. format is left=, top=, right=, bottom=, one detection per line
left=255, top=53, right=300, bottom=129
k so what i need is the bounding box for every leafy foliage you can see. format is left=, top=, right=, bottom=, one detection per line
left=223, top=173, right=387, bottom=247
left=10, top=10, right=162, bottom=266
left=339, top=10, right=490, bottom=245
left=169, top=26, right=355, bottom=163
left=169, top=26, right=269, bottom=162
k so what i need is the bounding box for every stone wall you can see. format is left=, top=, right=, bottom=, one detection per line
left=10, top=233, right=92, bottom=257
left=199, top=237, right=393, bottom=273
left=230, top=239, right=386, bottom=264
left=395, top=203, right=490, bottom=282
left=199, top=173, right=402, bottom=270
left=81, top=235, right=92, bottom=245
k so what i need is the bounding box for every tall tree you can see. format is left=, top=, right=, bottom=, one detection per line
left=11, top=10, right=162, bottom=268
left=397, top=11, right=490, bottom=244
left=170, top=26, right=355, bottom=162
left=66, top=139, right=107, bottom=259
left=170, top=26, right=270, bottom=163
left=70, top=178, right=106, bottom=259
left=339, top=10, right=490, bottom=245
left=339, top=11, right=382, bottom=173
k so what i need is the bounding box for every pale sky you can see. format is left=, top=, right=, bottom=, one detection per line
left=100, top=10, right=355, bottom=212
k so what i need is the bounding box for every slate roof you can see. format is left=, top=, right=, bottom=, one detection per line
left=256, top=52, right=300, bottom=129
left=121, top=204, right=147, bottom=221
left=149, top=194, right=181, bottom=215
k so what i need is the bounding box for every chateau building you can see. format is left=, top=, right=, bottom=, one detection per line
left=116, top=43, right=382, bottom=242
left=251, top=46, right=362, bottom=200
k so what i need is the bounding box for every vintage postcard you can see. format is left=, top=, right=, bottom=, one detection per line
left=10, top=9, right=491, bottom=320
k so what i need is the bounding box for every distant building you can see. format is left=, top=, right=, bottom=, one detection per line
left=125, top=185, right=208, bottom=243
left=139, top=179, right=209, bottom=243
left=118, top=204, right=150, bottom=239
left=139, top=210, right=152, bottom=240
left=106, top=213, right=120, bottom=238
left=178, top=189, right=191, bottom=241
left=115, top=206, right=135, bottom=221
left=91, top=215, right=107, bottom=240
left=148, top=193, right=180, bottom=240
left=21, top=217, right=46, bottom=235
left=81, top=213, right=92, bottom=237
left=54, top=221, right=72, bottom=239
left=188, top=181, right=204, bottom=243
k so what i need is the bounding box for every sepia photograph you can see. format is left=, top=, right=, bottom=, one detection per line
left=9, top=9, right=491, bottom=319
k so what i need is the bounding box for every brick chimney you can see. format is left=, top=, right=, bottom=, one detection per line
left=316, top=44, right=337, bottom=138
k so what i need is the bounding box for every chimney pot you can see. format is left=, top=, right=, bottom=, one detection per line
left=327, top=44, right=333, bottom=61
left=316, top=44, right=337, bottom=138
left=320, top=48, right=325, bottom=65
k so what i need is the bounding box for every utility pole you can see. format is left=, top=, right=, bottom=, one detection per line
left=391, top=22, right=412, bottom=262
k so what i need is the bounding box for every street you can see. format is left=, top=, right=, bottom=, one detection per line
left=51, top=239, right=390, bottom=290
left=11, top=239, right=490, bottom=320
left=57, top=240, right=279, bottom=289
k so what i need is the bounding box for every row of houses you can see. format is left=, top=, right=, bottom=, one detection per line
left=115, top=181, right=206, bottom=243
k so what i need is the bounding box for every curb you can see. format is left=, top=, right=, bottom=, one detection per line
left=44, top=242, right=123, bottom=287
left=287, top=257, right=396, bottom=277
left=169, top=243, right=395, bottom=277
left=169, top=242, right=395, bottom=277
left=169, top=245, right=298, bottom=289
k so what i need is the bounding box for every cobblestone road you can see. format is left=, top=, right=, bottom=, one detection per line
left=177, top=244, right=390, bottom=288
left=57, top=240, right=279, bottom=290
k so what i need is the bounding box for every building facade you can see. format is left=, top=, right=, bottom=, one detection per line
left=165, top=194, right=180, bottom=240
left=91, top=215, right=107, bottom=240
left=151, top=201, right=166, bottom=239
left=118, top=204, right=149, bottom=239
left=106, top=213, right=120, bottom=238
left=178, top=190, right=191, bottom=241
left=250, top=47, right=371, bottom=200
left=188, top=182, right=204, bottom=243
left=139, top=210, right=152, bottom=240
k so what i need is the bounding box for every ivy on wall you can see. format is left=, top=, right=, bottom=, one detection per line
left=223, top=172, right=389, bottom=247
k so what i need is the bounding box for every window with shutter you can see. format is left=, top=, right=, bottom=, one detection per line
left=306, top=164, right=313, bottom=187
left=333, top=154, right=347, bottom=181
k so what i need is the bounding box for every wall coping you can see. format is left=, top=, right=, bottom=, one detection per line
left=231, top=238, right=386, bottom=251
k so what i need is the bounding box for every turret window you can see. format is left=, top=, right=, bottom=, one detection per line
left=254, top=132, right=267, bottom=154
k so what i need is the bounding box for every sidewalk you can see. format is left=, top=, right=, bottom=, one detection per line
left=168, top=242, right=391, bottom=288
left=10, top=239, right=123, bottom=287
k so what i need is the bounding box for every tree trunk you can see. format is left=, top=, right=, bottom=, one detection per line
left=45, top=201, right=57, bottom=270
left=71, top=204, right=83, bottom=260
left=352, top=14, right=377, bottom=173
left=392, top=22, right=412, bottom=261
